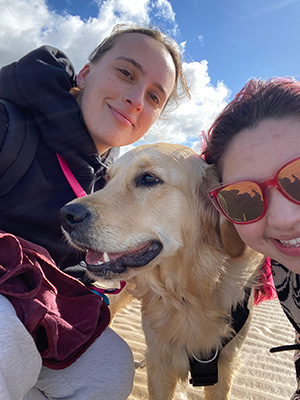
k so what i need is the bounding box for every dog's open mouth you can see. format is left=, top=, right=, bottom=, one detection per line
left=85, top=241, right=163, bottom=277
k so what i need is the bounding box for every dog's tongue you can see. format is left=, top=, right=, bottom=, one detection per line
left=85, top=243, right=152, bottom=265
left=85, top=250, right=104, bottom=265
left=85, top=249, right=128, bottom=264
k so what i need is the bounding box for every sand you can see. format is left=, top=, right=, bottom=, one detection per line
left=112, top=298, right=297, bottom=399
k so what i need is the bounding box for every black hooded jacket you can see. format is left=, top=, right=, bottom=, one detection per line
left=0, top=46, right=119, bottom=268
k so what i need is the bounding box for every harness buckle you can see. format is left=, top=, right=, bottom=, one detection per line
left=188, top=288, right=251, bottom=387
left=189, top=350, right=219, bottom=386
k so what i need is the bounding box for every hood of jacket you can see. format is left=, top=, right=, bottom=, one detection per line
left=0, top=45, right=118, bottom=183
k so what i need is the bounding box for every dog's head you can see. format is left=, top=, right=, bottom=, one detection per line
left=60, top=143, right=245, bottom=282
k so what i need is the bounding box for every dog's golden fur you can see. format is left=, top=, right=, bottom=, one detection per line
left=61, top=143, right=263, bottom=400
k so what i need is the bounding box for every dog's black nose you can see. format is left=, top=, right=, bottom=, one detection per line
left=60, top=203, right=91, bottom=232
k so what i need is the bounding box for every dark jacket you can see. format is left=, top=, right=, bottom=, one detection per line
left=0, top=46, right=119, bottom=267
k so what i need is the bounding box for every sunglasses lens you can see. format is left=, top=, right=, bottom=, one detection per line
left=278, top=158, right=300, bottom=202
left=217, top=182, right=264, bottom=223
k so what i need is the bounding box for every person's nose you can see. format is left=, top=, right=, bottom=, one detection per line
left=266, top=188, right=300, bottom=230
left=123, top=87, right=144, bottom=111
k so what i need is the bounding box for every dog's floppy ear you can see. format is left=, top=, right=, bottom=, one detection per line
left=220, top=217, right=246, bottom=258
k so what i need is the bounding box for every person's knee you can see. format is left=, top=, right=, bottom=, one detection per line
left=34, top=327, right=134, bottom=400
left=0, top=295, right=42, bottom=399
left=97, top=328, right=135, bottom=398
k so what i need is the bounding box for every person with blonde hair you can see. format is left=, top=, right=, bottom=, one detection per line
left=0, top=24, right=190, bottom=400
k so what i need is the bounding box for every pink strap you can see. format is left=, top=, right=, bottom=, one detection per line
left=56, top=153, right=126, bottom=294
left=56, top=154, right=87, bottom=198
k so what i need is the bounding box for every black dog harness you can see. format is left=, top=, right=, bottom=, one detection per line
left=189, top=288, right=251, bottom=387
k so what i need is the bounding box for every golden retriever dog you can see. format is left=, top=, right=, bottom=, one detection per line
left=60, top=143, right=263, bottom=400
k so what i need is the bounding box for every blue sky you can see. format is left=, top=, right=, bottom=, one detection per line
left=173, top=0, right=300, bottom=97
left=1, top=0, right=299, bottom=151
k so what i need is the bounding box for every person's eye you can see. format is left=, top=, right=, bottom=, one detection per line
left=118, top=69, right=133, bottom=80
left=148, top=92, right=160, bottom=106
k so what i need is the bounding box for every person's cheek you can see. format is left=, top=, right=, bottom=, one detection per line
left=235, top=225, right=260, bottom=251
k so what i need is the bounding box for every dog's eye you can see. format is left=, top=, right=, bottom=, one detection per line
left=136, top=173, right=162, bottom=187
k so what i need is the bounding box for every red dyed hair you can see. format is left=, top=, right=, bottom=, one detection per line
left=203, top=77, right=300, bottom=177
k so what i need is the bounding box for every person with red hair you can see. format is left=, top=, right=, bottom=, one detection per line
left=204, top=77, right=300, bottom=399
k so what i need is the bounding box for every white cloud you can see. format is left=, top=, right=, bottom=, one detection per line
left=0, top=0, right=152, bottom=69
left=0, top=0, right=230, bottom=153
left=0, top=0, right=53, bottom=64
left=154, top=0, right=176, bottom=21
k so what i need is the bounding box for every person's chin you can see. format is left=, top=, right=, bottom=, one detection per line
left=280, top=259, right=300, bottom=274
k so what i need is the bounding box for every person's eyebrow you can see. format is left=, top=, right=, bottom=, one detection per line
left=115, top=56, right=167, bottom=98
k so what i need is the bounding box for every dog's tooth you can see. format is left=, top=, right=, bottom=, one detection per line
left=103, top=252, right=110, bottom=263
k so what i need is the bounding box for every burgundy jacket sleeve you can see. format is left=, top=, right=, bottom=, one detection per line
left=0, top=231, right=110, bottom=369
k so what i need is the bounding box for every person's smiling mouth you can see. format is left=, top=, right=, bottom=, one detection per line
left=278, top=236, right=300, bottom=248
left=108, top=105, right=134, bottom=127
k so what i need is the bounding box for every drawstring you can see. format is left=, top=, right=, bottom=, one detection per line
left=270, top=344, right=300, bottom=353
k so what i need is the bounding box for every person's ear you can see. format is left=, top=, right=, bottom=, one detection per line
left=77, top=64, right=90, bottom=89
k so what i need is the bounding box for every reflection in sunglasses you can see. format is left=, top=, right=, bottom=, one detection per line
left=218, top=188, right=264, bottom=222
left=209, top=157, right=300, bottom=224
left=279, top=175, right=300, bottom=201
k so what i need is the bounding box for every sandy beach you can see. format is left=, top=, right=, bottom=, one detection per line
left=112, top=298, right=297, bottom=399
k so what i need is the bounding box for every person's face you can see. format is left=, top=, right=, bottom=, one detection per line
left=76, top=33, right=176, bottom=154
left=221, top=117, right=300, bottom=273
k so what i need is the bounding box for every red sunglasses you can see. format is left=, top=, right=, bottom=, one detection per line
left=208, top=156, right=300, bottom=224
